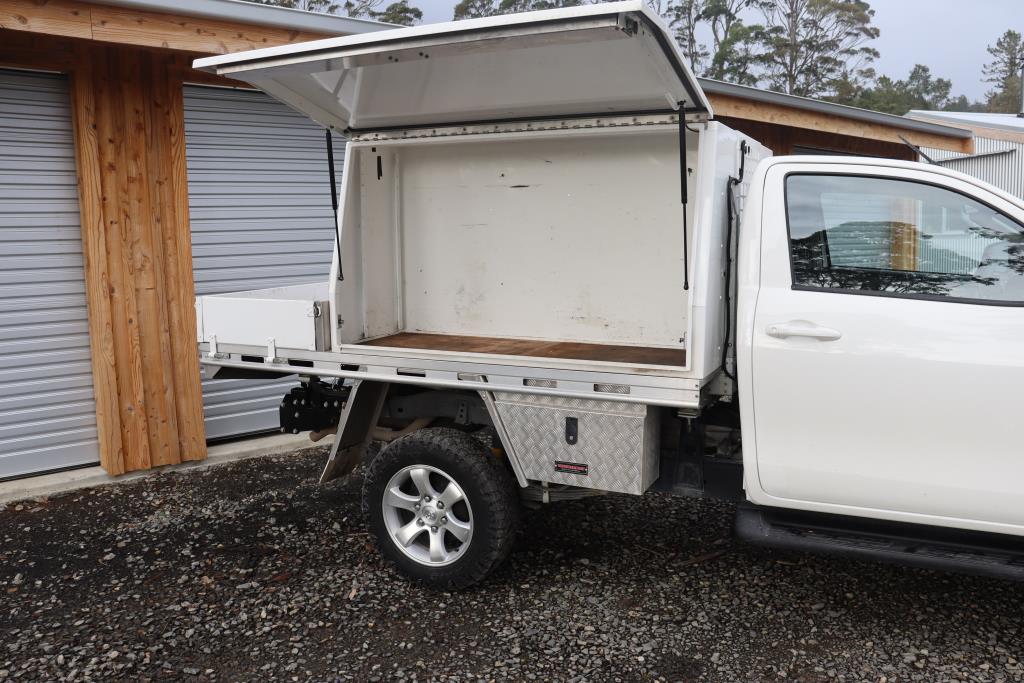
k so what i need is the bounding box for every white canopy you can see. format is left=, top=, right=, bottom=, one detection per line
left=194, top=1, right=711, bottom=133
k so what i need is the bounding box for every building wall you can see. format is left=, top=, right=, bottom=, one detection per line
left=0, top=0, right=348, bottom=476
left=924, top=136, right=1024, bottom=200
left=2, top=32, right=206, bottom=474
left=718, top=117, right=916, bottom=160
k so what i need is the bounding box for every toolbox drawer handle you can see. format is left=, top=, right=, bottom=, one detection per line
left=565, top=416, right=578, bottom=445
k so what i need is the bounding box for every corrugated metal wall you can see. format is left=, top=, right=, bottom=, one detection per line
left=184, top=85, right=342, bottom=440
left=925, top=136, right=1024, bottom=199
left=0, top=70, right=100, bottom=479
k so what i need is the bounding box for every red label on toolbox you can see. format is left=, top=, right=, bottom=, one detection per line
left=554, top=461, right=589, bottom=475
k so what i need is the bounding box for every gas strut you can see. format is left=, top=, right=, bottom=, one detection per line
left=326, top=129, right=344, bottom=281
left=678, top=105, right=690, bottom=291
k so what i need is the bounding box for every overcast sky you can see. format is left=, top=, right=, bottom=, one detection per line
left=415, top=0, right=1019, bottom=101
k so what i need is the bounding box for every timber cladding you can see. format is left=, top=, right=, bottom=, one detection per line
left=0, top=0, right=342, bottom=475
left=0, top=31, right=212, bottom=474
left=0, top=0, right=341, bottom=474
left=70, top=43, right=207, bottom=475
left=0, top=0, right=328, bottom=54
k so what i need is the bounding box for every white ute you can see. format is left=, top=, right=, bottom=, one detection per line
left=194, top=2, right=1024, bottom=588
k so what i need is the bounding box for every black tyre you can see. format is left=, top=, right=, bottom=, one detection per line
left=362, top=427, right=520, bottom=590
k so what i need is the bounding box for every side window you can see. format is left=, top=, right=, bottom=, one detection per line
left=786, top=174, right=1024, bottom=303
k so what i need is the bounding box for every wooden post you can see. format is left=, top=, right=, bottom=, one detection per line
left=65, top=41, right=209, bottom=474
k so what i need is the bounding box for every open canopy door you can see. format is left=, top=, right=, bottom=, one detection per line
left=194, top=1, right=711, bottom=134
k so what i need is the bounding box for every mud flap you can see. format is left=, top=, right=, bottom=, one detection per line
left=320, top=380, right=389, bottom=484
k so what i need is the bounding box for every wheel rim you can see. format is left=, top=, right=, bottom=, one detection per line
left=381, top=464, right=474, bottom=567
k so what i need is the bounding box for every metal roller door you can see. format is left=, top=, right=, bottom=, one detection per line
left=0, top=70, right=100, bottom=479
left=184, top=85, right=342, bottom=440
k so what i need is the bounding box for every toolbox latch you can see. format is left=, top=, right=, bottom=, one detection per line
left=565, top=416, right=578, bottom=445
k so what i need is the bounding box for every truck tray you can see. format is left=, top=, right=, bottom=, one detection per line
left=361, top=333, right=686, bottom=367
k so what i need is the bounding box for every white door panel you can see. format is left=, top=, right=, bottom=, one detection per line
left=747, top=160, right=1024, bottom=533
left=752, top=287, right=1024, bottom=525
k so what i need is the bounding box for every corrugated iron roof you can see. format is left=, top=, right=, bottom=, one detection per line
left=908, top=110, right=1024, bottom=135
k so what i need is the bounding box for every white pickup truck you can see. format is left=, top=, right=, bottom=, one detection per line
left=193, top=2, right=1024, bottom=588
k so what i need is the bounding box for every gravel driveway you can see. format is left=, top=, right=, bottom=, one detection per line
left=1, top=446, right=1021, bottom=682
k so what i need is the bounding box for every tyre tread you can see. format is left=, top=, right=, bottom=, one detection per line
left=362, top=427, right=520, bottom=590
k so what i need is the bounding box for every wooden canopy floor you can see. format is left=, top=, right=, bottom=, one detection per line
left=360, top=332, right=687, bottom=367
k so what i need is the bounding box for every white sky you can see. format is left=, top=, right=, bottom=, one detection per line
left=414, top=0, right=1020, bottom=101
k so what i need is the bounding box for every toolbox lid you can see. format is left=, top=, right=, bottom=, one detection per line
left=193, top=1, right=711, bottom=134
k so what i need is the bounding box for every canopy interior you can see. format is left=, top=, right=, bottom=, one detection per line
left=194, top=1, right=711, bottom=133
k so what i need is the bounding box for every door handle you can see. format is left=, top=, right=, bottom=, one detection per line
left=766, top=322, right=842, bottom=341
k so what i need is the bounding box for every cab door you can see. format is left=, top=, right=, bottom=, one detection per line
left=741, top=160, right=1024, bottom=535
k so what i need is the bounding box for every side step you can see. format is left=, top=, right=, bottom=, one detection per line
left=735, top=505, right=1024, bottom=581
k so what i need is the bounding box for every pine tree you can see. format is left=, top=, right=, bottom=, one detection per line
left=982, top=30, right=1024, bottom=114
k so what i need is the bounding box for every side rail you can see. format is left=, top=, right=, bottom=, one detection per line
left=198, top=342, right=703, bottom=410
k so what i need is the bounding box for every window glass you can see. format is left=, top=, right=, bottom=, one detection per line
left=786, top=174, right=1024, bottom=303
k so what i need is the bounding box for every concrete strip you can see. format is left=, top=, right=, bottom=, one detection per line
left=0, top=432, right=328, bottom=505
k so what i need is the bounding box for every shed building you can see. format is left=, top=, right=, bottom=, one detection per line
left=907, top=110, right=1024, bottom=200
left=0, top=0, right=385, bottom=479
left=0, top=0, right=973, bottom=481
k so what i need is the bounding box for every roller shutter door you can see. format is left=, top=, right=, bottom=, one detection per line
left=184, top=85, right=342, bottom=440
left=0, top=70, right=100, bottom=479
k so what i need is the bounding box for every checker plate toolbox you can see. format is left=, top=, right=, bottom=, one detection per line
left=492, top=394, right=660, bottom=495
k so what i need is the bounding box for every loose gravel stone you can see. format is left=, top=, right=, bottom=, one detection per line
left=0, top=446, right=1021, bottom=682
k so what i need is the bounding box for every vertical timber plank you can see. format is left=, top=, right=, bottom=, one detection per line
left=69, top=46, right=125, bottom=475
left=95, top=45, right=152, bottom=472
left=125, top=50, right=180, bottom=467
left=142, top=55, right=190, bottom=466
left=161, top=60, right=207, bottom=462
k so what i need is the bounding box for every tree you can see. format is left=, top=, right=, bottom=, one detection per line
left=663, top=0, right=710, bottom=74
left=453, top=0, right=588, bottom=18
left=498, top=0, right=588, bottom=11
left=835, top=65, right=986, bottom=114
left=754, top=0, right=879, bottom=98
left=246, top=0, right=341, bottom=13
left=982, top=29, right=1024, bottom=114
left=702, top=0, right=768, bottom=82
left=705, top=16, right=762, bottom=84
left=833, top=65, right=984, bottom=115
left=849, top=65, right=951, bottom=114
left=453, top=0, right=498, bottom=19
left=372, top=0, right=422, bottom=24
left=342, top=0, right=421, bottom=25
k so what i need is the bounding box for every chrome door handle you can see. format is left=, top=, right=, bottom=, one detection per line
left=766, top=322, right=842, bottom=341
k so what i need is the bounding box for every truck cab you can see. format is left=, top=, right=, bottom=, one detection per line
left=738, top=156, right=1024, bottom=536
left=192, top=2, right=1024, bottom=588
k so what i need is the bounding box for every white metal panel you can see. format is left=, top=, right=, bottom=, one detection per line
left=193, top=1, right=710, bottom=133
left=200, top=283, right=329, bottom=351
left=738, top=156, right=1024, bottom=537
left=184, top=85, right=343, bottom=439
left=393, top=131, right=690, bottom=348
left=0, top=69, right=100, bottom=479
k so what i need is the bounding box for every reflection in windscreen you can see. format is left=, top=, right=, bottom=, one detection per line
left=786, top=175, right=1024, bottom=302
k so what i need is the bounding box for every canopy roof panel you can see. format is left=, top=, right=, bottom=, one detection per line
left=194, top=1, right=710, bottom=133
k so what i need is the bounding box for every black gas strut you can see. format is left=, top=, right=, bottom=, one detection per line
left=326, top=129, right=344, bottom=281
left=678, top=105, right=690, bottom=291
